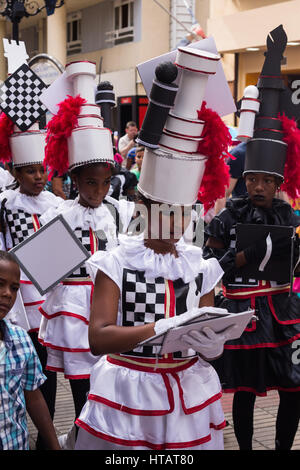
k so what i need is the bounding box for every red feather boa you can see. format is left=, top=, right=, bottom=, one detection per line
left=278, top=113, right=300, bottom=201
left=197, top=102, right=232, bottom=213
left=0, top=113, right=15, bottom=163
left=44, top=95, right=86, bottom=178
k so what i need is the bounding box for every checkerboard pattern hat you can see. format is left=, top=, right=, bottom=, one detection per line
left=137, top=46, right=232, bottom=210
left=44, top=61, right=114, bottom=177
left=0, top=63, right=47, bottom=132
left=0, top=40, right=47, bottom=168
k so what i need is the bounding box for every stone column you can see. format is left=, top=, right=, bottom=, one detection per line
left=0, top=19, right=7, bottom=81
left=46, top=3, right=67, bottom=66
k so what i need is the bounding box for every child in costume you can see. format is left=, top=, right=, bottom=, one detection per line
left=203, top=26, right=300, bottom=450
left=37, top=61, right=134, bottom=431
left=0, top=42, right=64, bottom=449
left=0, top=250, right=60, bottom=450
left=75, top=47, right=239, bottom=450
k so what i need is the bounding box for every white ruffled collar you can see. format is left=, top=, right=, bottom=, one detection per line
left=117, top=233, right=203, bottom=282
left=40, top=196, right=116, bottom=231
left=0, top=188, right=63, bottom=214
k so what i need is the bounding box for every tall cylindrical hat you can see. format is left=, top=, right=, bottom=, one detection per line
left=44, top=61, right=114, bottom=177
left=137, top=45, right=232, bottom=209
left=237, top=25, right=300, bottom=199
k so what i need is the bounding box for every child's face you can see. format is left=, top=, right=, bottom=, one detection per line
left=15, top=164, right=47, bottom=196
left=245, top=172, right=278, bottom=209
left=74, top=164, right=112, bottom=208
left=135, top=152, right=144, bottom=170
left=0, top=260, right=20, bottom=320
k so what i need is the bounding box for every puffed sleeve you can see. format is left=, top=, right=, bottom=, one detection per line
left=86, top=248, right=123, bottom=291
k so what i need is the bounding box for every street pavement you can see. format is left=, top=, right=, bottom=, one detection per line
left=27, top=372, right=300, bottom=451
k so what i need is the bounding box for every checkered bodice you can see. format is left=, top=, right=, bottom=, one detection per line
left=121, top=268, right=203, bottom=359
left=6, top=208, right=40, bottom=247
left=67, top=227, right=109, bottom=279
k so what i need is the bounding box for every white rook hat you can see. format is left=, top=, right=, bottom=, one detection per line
left=137, top=45, right=232, bottom=209
left=44, top=60, right=114, bottom=177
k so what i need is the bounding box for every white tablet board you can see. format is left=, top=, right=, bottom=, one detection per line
left=10, top=215, right=90, bottom=295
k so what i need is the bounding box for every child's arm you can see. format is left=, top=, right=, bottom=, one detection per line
left=88, top=269, right=155, bottom=355
left=24, top=388, right=61, bottom=450
left=199, top=289, right=215, bottom=308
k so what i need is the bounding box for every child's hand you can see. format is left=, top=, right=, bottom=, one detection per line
left=181, top=324, right=238, bottom=359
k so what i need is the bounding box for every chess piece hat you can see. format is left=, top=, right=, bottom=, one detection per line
left=44, top=61, right=114, bottom=177
left=237, top=25, right=300, bottom=200
left=137, top=45, right=232, bottom=210
left=0, top=39, right=47, bottom=168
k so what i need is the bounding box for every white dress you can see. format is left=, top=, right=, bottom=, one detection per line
left=0, top=188, right=64, bottom=332
left=38, top=196, right=134, bottom=379
left=75, top=234, right=226, bottom=450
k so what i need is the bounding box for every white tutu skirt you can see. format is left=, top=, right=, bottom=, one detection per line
left=75, top=355, right=225, bottom=450
left=38, top=282, right=100, bottom=379
left=20, top=279, right=45, bottom=332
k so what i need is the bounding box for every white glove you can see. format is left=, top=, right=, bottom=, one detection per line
left=154, top=307, right=229, bottom=336
left=154, top=307, right=221, bottom=336
left=181, top=325, right=238, bottom=359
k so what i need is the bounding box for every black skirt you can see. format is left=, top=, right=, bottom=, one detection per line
left=212, top=291, right=300, bottom=395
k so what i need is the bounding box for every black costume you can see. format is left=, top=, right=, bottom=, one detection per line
left=204, top=195, right=300, bottom=394
left=203, top=196, right=300, bottom=450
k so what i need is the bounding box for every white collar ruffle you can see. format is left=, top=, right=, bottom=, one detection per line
left=0, top=188, right=63, bottom=214
left=40, top=196, right=116, bottom=231
left=116, top=233, right=204, bottom=283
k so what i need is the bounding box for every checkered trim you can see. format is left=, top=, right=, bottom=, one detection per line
left=6, top=208, right=37, bottom=246
left=0, top=63, right=47, bottom=131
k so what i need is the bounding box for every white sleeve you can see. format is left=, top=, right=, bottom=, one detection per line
left=118, top=198, right=135, bottom=232
left=86, top=249, right=123, bottom=291
left=199, top=257, right=224, bottom=297
left=39, top=206, right=59, bottom=226
left=104, top=196, right=135, bottom=233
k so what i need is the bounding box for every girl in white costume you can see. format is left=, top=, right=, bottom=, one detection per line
left=0, top=118, right=63, bottom=449
left=75, top=49, right=236, bottom=450
left=37, top=61, right=135, bottom=427
left=75, top=203, right=231, bottom=450
left=38, top=164, right=134, bottom=418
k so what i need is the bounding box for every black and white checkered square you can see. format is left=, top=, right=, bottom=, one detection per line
left=68, top=228, right=91, bottom=278
left=0, top=63, right=47, bottom=131
left=122, top=269, right=166, bottom=357
left=122, top=269, right=165, bottom=327
left=6, top=209, right=36, bottom=246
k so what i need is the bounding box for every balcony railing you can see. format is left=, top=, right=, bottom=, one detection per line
left=105, top=26, right=134, bottom=46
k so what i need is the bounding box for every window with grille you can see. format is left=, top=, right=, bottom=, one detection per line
left=67, top=11, right=82, bottom=55
left=106, top=0, right=134, bottom=46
